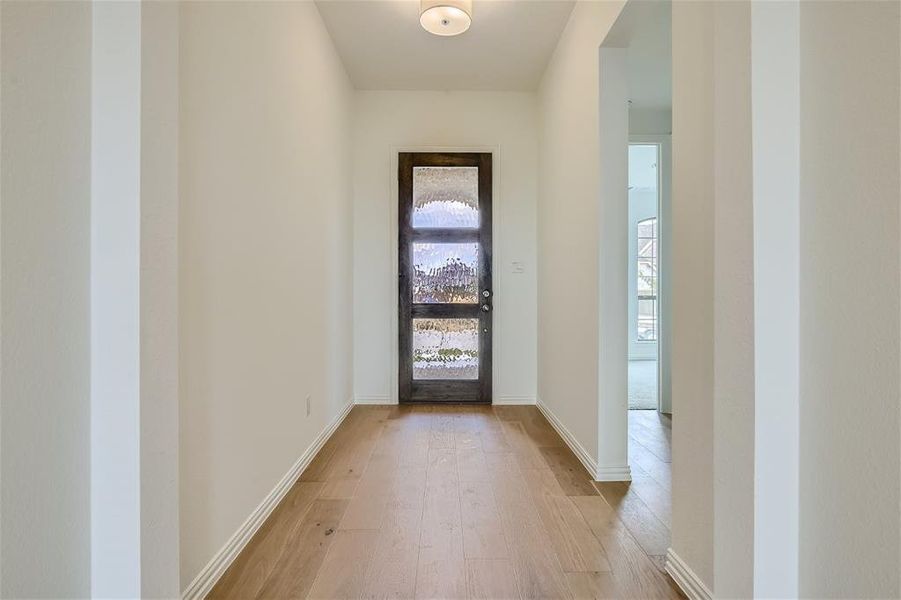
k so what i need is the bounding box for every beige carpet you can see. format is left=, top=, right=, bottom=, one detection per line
left=628, top=360, right=657, bottom=410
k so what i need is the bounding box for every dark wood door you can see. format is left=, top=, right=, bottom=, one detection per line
left=398, top=152, right=492, bottom=403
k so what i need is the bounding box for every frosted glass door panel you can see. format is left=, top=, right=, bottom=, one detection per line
left=412, top=243, right=479, bottom=303
left=412, top=167, right=479, bottom=228
left=412, top=318, right=479, bottom=380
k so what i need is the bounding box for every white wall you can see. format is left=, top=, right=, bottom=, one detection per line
left=670, top=0, right=716, bottom=589
left=752, top=1, right=800, bottom=596
left=178, top=1, right=354, bottom=590
left=669, top=3, right=761, bottom=594
left=2, top=3, right=180, bottom=595
left=670, top=1, right=901, bottom=596
left=596, top=46, right=631, bottom=480
left=91, top=4, right=142, bottom=594
left=91, top=5, right=182, bottom=595
left=352, top=91, right=538, bottom=406
left=630, top=107, right=671, bottom=136
left=711, top=2, right=755, bottom=595
left=656, top=137, right=673, bottom=416
left=798, top=1, right=900, bottom=596
left=0, top=1, right=93, bottom=596
left=139, top=2, right=181, bottom=596
left=537, top=0, right=626, bottom=471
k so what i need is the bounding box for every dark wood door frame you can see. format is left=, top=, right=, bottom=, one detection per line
left=398, top=152, right=493, bottom=404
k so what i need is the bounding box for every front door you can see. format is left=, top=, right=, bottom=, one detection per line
left=398, top=152, right=492, bottom=403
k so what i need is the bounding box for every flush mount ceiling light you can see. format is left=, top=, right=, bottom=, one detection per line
left=420, top=0, right=472, bottom=37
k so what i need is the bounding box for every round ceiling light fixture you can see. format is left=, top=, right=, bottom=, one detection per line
left=420, top=0, right=472, bottom=37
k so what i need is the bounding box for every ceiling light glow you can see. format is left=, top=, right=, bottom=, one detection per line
left=420, top=0, right=472, bottom=37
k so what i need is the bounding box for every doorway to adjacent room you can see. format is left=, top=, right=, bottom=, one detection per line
left=628, top=142, right=660, bottom=411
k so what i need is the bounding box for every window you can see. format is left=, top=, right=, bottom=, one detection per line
left=637, top=217, right=657, bottom=342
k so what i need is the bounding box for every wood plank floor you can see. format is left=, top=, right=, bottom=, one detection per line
left=595, top=410, right=673, bottom=567
left=209, top=405, right=683, bottom=600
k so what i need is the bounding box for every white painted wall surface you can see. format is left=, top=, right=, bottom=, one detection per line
left=596, top=46, right=631, bottom=480
left=0, top=2, right=93, bottom=596
left=537, top=0, right=625, bottom=466
left=139, top=3, right=181, bottom=596
left=669, top=4, right=762, bottom=593
left=670, top=2, right=900, bottom=596
left=711, top=2, right=755, bottom=595
left=751, top=1, right=800, bottom=596
left=352, top=91, right=538, bottom=406
left=798, top=2, right=900, bottom=596
left=91, top=4, right=142, bottom=595
left=629, top=107, right=671, bottom=136
left=178, top=2, right=353, bottom=590
left=656, top=137, right=673, bottom=416
left=670, top=0, right=716, bottom=589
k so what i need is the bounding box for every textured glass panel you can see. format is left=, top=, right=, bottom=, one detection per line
left=413, top=167, right=479, bottom=228
left=413, top=243, right=478, bottom=303
left=413, top=319, right=479, bottom=380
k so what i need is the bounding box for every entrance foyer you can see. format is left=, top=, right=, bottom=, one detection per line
left=2, top=1, right=898, bottom=598
left=209, top=405, right=681, bottom=599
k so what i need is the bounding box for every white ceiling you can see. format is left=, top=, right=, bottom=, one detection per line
left=604, top=0, right=671, bottom=110
left=315, top=0, right=576, bottom=91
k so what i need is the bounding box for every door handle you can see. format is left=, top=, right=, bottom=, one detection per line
left=482, top=289, right=491, bottom=298
left=481, top=304, right=490, bottom=312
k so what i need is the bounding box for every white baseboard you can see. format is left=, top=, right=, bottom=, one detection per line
left=595, top=465, right=633, bottom=481
left=494, top=395, right=536, bottom=405
left=536, top=397, right=631, bottom=482
left=665, top=548, right=712, bottom=600
left=354, top=395, right=394, bottom=405
left=536, top=398, right=599, bottom=478
left=181, top=400, right=355, bottom=600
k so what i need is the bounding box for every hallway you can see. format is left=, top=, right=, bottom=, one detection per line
left=3, top=1, right=899, bottom=597
left=210, top=405, right=682, bottom=599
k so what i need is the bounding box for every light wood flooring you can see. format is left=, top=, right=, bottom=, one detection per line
left=209, top=405, right=682, bottom=599
left=593, top=410, right=673, bottom=573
